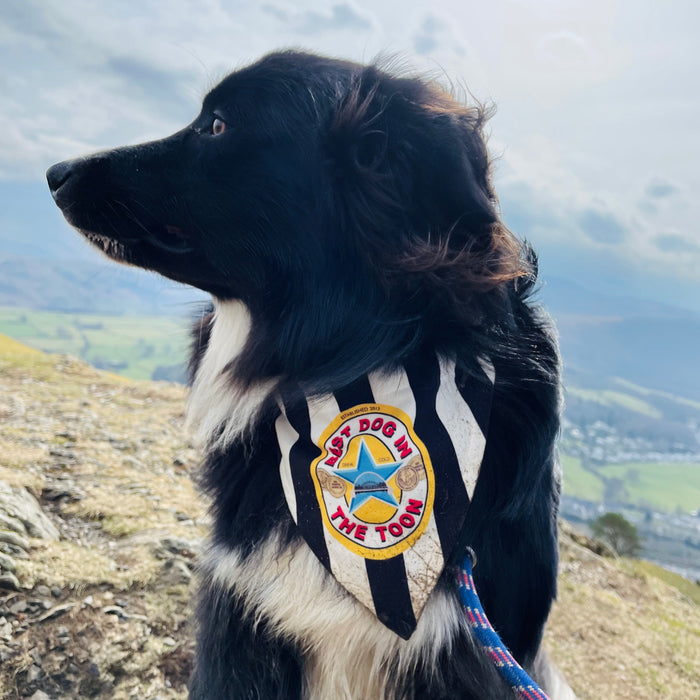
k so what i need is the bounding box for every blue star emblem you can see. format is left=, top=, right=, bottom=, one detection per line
left=331, top=438, right=405, bottom=514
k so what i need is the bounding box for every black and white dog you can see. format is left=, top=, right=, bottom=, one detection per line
left=47, top=51, right=574, bottom=699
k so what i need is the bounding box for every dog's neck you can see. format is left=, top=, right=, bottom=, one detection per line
left=187, top=298, right=276, bottom=450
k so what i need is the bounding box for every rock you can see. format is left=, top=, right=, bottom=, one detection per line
left=29, top=691, right=50, bottom=700
left=48, top=447, right=76, bottom=461
left=79, top=663, right=107, bottom=697
left=121, top=456, right=142, bottom=469
left=102, top=606, right=128, bottom=620
left=0, top=551, right=16, bottom=572
left=0, top=573, right=19, bottom=591
left=9, top=599, right=28, bottom=615
left=37, top=602, right=74, bottom=622
left=0, top=481, right=59, bottom=541
left=0, top=541, right=28, bottom=560
left=159, top=558, right=193, bottom=586
left=0, top=617, right=12, bottom=640
left=0, top=530, right=30, bottom=552
left=0, top=395, right=25, bottom=419
left=0, top=512, right=25, bottom=535
left=26, top=663, right=41, bottom=683
left=42, top=483, right=84, bottom=502
left=159, top=536, right=200, bottom=559
left=34, top=585, right=51, bottom=598
left=51, top=586, right=62, bottom=598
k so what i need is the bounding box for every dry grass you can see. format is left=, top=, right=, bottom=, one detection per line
left=0, top=336, right=204, bottom=698
left=546, top=534, right=700, bottom=699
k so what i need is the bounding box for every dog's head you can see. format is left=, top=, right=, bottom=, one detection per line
left=48, top=50, right=528, bottom=386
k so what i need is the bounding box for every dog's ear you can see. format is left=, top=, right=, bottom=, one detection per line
left=328, top=67, right=494, bottom=220
left=326, top=67, right=397, bottom=194
left=327, top=68, right=526, bottom=303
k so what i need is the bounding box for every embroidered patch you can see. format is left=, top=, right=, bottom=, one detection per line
left=311, top=404, right=435, bottom=560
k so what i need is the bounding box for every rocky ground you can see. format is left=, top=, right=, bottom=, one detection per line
left=0, top=335, right=205, bottom=698
left=1, top=334, right=699, bottom=699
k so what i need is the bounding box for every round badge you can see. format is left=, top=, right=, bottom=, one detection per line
left=395, top=466, right=419, bottom=491
left=310, top=403, right=434, bottom=559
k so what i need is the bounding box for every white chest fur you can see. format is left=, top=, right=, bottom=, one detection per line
left=187, top=299, right=275, bottom=450
left=203, top=533, right=470, bottom=700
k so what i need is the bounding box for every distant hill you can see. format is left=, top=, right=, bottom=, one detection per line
left=0, top=255, right=203, bottom=316
left=534, top=276, right=700, bottom=402
left=555, top=314, right=700, bottom=401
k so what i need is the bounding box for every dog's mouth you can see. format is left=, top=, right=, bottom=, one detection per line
left=47, top=160, right=196, bottom=259
left=142, top=223, right=194, bottom=254
left=77, top=219, right=195, bottom=260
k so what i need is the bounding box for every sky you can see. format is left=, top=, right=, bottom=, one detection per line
left=1, top=0, right=698, bottom=311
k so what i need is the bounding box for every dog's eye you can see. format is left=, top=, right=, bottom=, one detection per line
left=212, top=118, right=226, bottom=136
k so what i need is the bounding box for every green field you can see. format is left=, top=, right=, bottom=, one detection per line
left=600, top=462, right=700, bottom=513
left=561, top=455, right=605, bottom=502
left=561, top=455, right=700, bottom=513
left=0, top=307, right=189, bottom=381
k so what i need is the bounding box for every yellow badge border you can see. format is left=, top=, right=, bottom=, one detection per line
left=310, top=403, right=435, bottom=560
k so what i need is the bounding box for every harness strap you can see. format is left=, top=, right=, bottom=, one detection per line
left=456, top=549, right=551, bottom=700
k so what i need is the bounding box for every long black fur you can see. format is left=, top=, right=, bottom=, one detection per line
left=47, top=50, right=562, bottom=699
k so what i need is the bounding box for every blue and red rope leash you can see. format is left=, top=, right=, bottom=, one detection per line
left=456, top=548, right=551, bottom=700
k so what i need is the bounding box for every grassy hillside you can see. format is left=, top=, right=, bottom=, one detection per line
left=0, top=334, right=204, bottom=698
left=0, top=306, right=189, bottom=381
left=560, top=371, right=700, bottom=514
left=1, top=338, right=698, bottom=698
left=547, top=524, right=700, bottom=699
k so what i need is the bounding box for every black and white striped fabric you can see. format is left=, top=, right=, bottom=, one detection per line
left=275, top=351, right=494, bottom=639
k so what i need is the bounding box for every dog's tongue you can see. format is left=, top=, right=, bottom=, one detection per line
left=274, top=350, right=494, bottom=639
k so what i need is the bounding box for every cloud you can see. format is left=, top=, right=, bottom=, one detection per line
left=654, top=233, right=699, bottom=253
left=537, top=31, right=592, bottom=67
left=0, top=2, right=67, bottom=52
left=293, top=3, right=372, bottom=35
left=261, top=4, right=289, bottom=22
left=645, top=178, right=679, bottom=199
left=414, top=16, right=442, bottom=55
left=106, top=56, right=195, bottom=114
left=1, top=0, right=698, bottom=310
left=577, top=207, right=628, bottom=244
left=499, top=181, right=569, bottom=240
left=411, top=13, right=473, bottom=59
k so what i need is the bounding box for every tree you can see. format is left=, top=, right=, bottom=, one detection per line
left=590, top=512, right=642, bottom=557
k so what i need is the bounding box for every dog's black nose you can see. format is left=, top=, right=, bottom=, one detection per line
left=46, top=160, right=74, bottom=195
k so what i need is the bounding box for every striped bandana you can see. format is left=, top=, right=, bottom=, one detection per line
left=275, top=351, right=494, bottom=639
